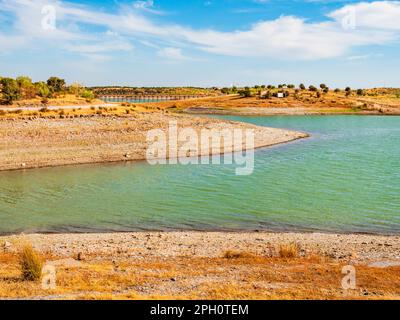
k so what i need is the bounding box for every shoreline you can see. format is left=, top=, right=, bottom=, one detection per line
left=0, top=113, right=308, bottom=172
left=2, top=231, right=400, bottom=263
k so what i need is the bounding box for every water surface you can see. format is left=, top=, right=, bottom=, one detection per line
left=0, top=115, right=399, bottom=235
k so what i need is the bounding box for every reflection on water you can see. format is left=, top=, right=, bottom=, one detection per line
left=0, top=115, right=399, bottom=235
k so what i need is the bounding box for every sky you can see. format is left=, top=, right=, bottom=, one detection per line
left=0, top=0, right=400, bottom=88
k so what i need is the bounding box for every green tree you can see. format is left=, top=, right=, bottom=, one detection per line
left=35, top=82, right=51, bottom=102
left=0, top=78, right=21, bottom=104
left=16, top=76, right=36, bottom=99
left=320, top=84, right=327, bottom=89
left=47, top=77, right=66, bottom=93
left=299, top=84, right=306, bottom=90
left=239, top=87, right=252, bottom=98
left=309, top=85, right=318, bottom=92
left=356, top=89, right=364, bottom=96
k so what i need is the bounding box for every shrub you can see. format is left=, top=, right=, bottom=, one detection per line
left=356, top=89, right=364, bottom=96
left=299, top=84, right=306, bottom=90
left=0, top=78, right=21, bottom=104
left=278, top=243, right=300, bottom=258
left=81, top=90, right=95, bottom=102
left=239, top=87, right=252, bottom=97
left=19, top=244, right=43, bottom=281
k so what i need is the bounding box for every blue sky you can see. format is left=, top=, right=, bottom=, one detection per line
left=0, top=0, right=399, bottom=87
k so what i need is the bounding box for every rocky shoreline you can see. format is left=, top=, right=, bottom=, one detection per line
left=2, top=231, right=400, bottom=264
left=0, top=113, right=307, bottom=171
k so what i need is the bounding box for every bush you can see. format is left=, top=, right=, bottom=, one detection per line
left=20, top=244, right=43, bottom=281
left=357, top=89, right=364, bottom=96
left=0, top=78, right=21, bottom=104
left=81, top=90, right=95, bottom=102
left=239, top=87, right=252, bottom=97
left=278, top=243, right=300, bottom=258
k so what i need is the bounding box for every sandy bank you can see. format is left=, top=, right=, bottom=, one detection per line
left=0, top=113, right=307, bottom=171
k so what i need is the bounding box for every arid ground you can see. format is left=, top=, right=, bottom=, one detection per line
left=1, top=232, right=400, bottom=300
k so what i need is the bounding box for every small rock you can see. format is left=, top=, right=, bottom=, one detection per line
left=3, top=241, right=12, bottom=252
left=21, top=163, right=26, bottom=167
left=77, top=252, right=86, bottom=261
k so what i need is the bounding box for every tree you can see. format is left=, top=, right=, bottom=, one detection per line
left=287, top=84, right=295, bottom=89
left=320, top=84, right=327, bottom=89
left=334, top=88, right=341, bottom=93
left=309, top=85, right=318, bottom=92
left=299, top=83, right=306, bottom=90
left=47, top=77, right=66, bottom=93
left=345, top=87, right=351, bottom=92
left=356, top=89, right=364, bottom=96
left=0, top=78, right=21, bottom=104
left=323, top=87, right=329, bottom=94
left=221, top=87, right=230, bottom=94
left=35, top=82, right=51, bottom=103
left=239, top=87, right=252, bottom=98
left=16, top=76, right=36, bottom=99
left=69, top=82, right=83, bottom=95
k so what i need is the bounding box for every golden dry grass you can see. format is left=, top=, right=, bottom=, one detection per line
left=279, top=243, right=300, bottom=258
left=0, top=249, right=400, bottom=300
left=19, top=244, right=43, bottom=281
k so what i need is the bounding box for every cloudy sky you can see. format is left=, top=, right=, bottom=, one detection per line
left=0, top=0, right=399, bottom=87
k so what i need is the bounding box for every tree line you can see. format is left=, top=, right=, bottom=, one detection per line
left=219, top=84, right=365, bottom=98
left=0, top=76, right=95, bottom=105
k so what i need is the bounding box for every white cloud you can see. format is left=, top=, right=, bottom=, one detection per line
left=157, top=47, right=186, bottom=60
left=0, top=0, right=400, bottom=60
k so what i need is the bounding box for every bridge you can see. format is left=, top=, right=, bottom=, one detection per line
left=97, top=95, right=206, bottom=103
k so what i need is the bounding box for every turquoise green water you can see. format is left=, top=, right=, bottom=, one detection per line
left=0, top=115, right=399, bottom=235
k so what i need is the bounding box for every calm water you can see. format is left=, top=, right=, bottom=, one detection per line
left=0, top=115, right=399, bottom=235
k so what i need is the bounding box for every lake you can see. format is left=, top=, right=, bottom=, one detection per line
left=0, top=115, right=399, bottom=235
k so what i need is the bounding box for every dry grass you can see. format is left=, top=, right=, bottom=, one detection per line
left=223, top=250, right=257, bottom=259
left=278, top=243, right=300, bottom=258
left=1, top=248, right=400, bottom=300
left=19, top=244, right=43, bottom=281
